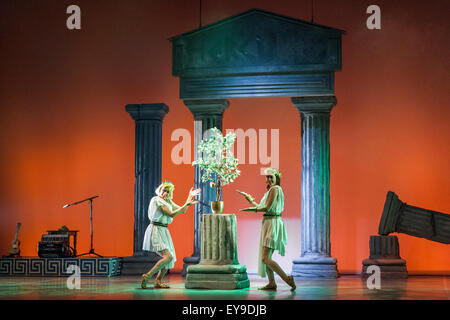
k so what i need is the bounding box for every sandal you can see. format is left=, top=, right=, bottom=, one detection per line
left=141, top=274, right=149, bottom=289
left=287, top=276, right=296, bottom=291
left=154, top=282, right=170, bottom=289
left=258, top=283, right=277, bottom=291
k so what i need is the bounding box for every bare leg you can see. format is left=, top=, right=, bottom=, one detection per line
left=155, top=268, right=170, bottom=288
left=266, top=268, right=275, bottom=286
left=141, top=250, right=172, bottom=288
left=261, top=246, right=296, bottom=291
left=156, top=268, right=167, bottom=281
left=259, top=248, right=277, bottom=290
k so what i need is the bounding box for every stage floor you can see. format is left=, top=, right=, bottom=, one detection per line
left=0, top=274, right=448, bottom=300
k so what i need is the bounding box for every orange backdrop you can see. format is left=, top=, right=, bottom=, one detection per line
left=0, top=0, right=448, bottom=274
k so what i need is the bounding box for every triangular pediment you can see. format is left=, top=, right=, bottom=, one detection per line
left=170, top=9, right=345, bottom=78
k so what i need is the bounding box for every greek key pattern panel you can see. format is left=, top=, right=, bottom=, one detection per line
left=29, top=259, right=45, bottom=275
left=13, top=259, right=28, bottom=275
left=0, top=259, right=12, bottom=275
left=0, top=258, right=122, bottom=276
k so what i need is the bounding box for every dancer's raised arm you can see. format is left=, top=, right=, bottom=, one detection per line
left=160, top=187, right=201, bottom=217
left=236, top=189, right=259, bottom=207
left=239, top=187, right=277, bottom=213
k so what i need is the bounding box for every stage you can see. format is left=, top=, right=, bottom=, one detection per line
left=0, top=274, right=448, bottom=300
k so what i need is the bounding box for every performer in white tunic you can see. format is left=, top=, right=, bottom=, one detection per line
left=141, top=181, right=200, bottom=289
left=237, top=168, right=296, bottom=291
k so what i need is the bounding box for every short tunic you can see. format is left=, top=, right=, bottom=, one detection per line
left=257, top=185, right=288, bottom=278
left=142, top=196, right=179, bottom=269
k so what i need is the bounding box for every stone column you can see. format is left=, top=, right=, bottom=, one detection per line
left=291, top=96, right=339, bottom=278
left=125, top=103, right=169, bottom=256
left=182, top=99, right=230, bottom=276
left=185, top=214, right=249, bottom=289
left=379, top=191, right=450, bottom=244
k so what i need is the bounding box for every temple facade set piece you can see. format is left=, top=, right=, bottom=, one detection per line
left=121, top=9, right=346, bottom=281
left=115, top=9, right=449, bottom=284
left=170, top=9, right=345, bottom=281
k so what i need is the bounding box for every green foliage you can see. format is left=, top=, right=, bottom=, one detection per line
left=192, top=127, right=240, bottom=200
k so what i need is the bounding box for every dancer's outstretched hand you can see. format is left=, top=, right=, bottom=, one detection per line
left=187, top=187, right=201, bottom=202
left=236, top=189, right=254, bottom=203
left=189, top=187, right=201, bottom=198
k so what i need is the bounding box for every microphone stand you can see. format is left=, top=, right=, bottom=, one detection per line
left=63, top=195, right=103, bottom=258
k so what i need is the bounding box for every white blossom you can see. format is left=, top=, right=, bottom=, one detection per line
left=192, top=127, right=240, bottom=200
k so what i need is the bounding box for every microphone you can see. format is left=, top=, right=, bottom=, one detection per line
left=62, top=195, right=99, bottom=209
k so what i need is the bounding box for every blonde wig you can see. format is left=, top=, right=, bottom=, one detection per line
left=155, top=181, right=175, bottom=199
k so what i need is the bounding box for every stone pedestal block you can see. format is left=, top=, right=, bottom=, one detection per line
left=362, top=235, right=408, bottom=278
left=185, top=214, right=249, bottom=290
left=186, top=264, right=249, bottom=290
left=181, top=256, right=200, bottom=277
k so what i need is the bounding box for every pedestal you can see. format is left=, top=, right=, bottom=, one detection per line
left=362, top=235, right=408, bottom=278
left=185, top=214, right=249, bottom=289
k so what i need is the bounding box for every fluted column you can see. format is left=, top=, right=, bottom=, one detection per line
left=379, top=191, right=450, bottom=244
left=125, top=103, right=169, bottom=256
left=291, top=96, right=339, bottom=278
left=185, top=214, right=249, bottom=290
left=200, top=214, right=239, bottom=265
left=182, top=99, right=230, bottom=276
left=369, top=236, right=401, bottom=259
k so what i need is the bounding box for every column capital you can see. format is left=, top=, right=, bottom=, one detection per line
left=125, top=103, right=169, bottom=121
left=183, top=99, right=230, bottom=118
left=291, top=96, right=337, bottom=113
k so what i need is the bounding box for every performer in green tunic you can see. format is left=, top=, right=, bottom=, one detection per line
left=141, top=181, right=200, bottom=289
left=237, top=168, right=296, bottom=291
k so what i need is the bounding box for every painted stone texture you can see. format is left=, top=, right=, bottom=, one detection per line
left=185, top=214, right=250, bottom=289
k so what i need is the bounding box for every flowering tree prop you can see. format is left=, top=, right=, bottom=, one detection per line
left=192, top=127, right=240, bottom=202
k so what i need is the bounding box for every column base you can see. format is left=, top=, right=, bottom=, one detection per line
left=182, top=256, right=200, bottom=277
left=121, top=253, right=162, bottom=275
left=292, top=255, right=339, bottom=279
left=362, top=259, right=408, bottom=279
left=185, top=264, right=250, bottom=290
